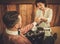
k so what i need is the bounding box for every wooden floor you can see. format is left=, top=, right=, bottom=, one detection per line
left=51, top=26, right=60, bottom=44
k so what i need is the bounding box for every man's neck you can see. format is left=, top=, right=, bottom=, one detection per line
left=8, top=27, right=18, bottom=31
left=6, top=27, right=21, bottom=35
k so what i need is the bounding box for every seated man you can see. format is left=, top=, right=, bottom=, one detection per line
left=2, top=11, right=37, bottom=44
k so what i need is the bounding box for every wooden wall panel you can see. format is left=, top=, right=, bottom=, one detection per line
left=0, top=5, right=2, bottom=34
left=19, top=4, right=33, bottom=27
left=26, top=4, right=33, bottom=24
left=0, top=5, right=7, bottom=35
left=5, top=4, right=33, bottom=27
left=54, top=5, right=60, bottom=26
left=19, top=4, right=27, bottom=27
left=7, top=4, right=16, bottom=11
left=47, top=5, right=60, bottom=26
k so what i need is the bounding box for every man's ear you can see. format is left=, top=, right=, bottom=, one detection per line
left=14, top=23, right=19, bottom=29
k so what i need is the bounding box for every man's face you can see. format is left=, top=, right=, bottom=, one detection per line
left=37, top=2, right=45, bottom=10
left=14, top=15, right=22, bottom=29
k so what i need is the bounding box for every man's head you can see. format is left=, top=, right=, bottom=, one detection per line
left=35, top=0, right=47, bottom=9
left=2, top=11, right=20, bottom=29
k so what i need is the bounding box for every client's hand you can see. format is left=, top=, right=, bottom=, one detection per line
left=35, top=17, right=43, bottom=25
left=40, top=17, right=47, bottom=22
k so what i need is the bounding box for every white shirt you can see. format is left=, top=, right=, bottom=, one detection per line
left=35, top=8, right=53, bottom=36
left=35, top=8, right=53, bottom=28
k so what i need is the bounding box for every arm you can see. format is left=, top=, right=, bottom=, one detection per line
left=20, top=22, right=38, bottom=34
left=20, top=24, right=34, bottom=34
left=41, top=9, right=53, bottom=23
left=19, top=15, right=37, bottom=34
left=34, top=9, right=43, bottom=24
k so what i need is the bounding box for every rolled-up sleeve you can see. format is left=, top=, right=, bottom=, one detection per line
left=20, top=24, right=33, bottom=34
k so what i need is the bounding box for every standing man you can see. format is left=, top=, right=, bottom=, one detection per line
left=35, top=0, right=53, bottom=38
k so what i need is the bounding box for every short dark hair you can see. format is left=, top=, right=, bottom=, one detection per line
left=35, top=0, right=47, bottom=7
left=2, top=11, right=19, bottom=28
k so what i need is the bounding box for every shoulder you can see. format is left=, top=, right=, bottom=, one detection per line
left=45, top=8, right=53, bottom=13
left=36, top=8, right=42, bottom=13
left=47, top=8, right=53, bottom=11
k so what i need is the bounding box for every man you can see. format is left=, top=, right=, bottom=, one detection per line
left=35, top=0, right=53, bottom=37
left=2, top=11, right=37, bottom=44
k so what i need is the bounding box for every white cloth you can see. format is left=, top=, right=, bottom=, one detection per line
left=31, top=25, right=37, bottom=31
left=32, top=22, right=37, bottom=31
left=32, top=22, right=37, bottom=26
left=44, top=28, right=52, bottom=36
left=6, top=29, right=19, bottom=35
